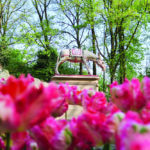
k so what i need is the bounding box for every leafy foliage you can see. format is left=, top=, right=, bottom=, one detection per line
left=31, top=48, right=58, bottom=82
left=0, top=0, right=149, bottom=84
left=59, top=62, right=79, bottom=75
left=146, top=67, right=150, bottom=77
left=4, top=49, right=29, bottom=77
left=117, top=36, right=144, bottom=81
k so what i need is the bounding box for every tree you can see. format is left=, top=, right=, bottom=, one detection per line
left=97, top=0, right=149, bottom=83
left=0, top=0, right=26, bottom=67
left=56, top=0, right=89, bottom=74
left=31, top=47, right=57, bottom=81
left=80, top=0, right=101, bottom=75
left=5, top=49, right=30, bottom=77
left=19, top=0, right=59, bottom=81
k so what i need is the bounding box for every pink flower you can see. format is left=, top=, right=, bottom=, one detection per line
left=67, top=111, right=124, bottom=149
left=51, top=99, right=68, bottom=117
left=11, top=131, right=38, bottom=150
left=127, top=133, right=150, bottom=150
left=0, top=75, right=68, bottom=131
left=102, top=111, right=125, bottom=144
left=30, top=117, right=70, bottom=150
left=0, top=137, right=5, bottom=149
left=103, top=102, right=120, bottom=115
left=16, top=83, right=58, bottom=129
left=116, top=130, right=150, bottom=150
left=116, top=116, right=150, bottom=150
left=66, top=85, right=83, bottom=105
left=142, top=76, right=150, bottom=101
left=140, top=102, right=150, bottom=124
left=82, top=91, right=107, bottom=113
left=0, top=74, right=34, bottom=99
left=69, top=112, right=107, bottom=149
left=0, top=94, right=20, bottom=131
left=67, top=87, right=107, bottom=114
left=110, top=78, right=146, bottom=112
left=50, top=83, right=69, bottom=117
left=124, top=111, right=143, bottom=123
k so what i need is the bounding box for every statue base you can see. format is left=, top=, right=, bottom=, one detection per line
left=51, top=75, right=99, bottom=91
left=51, top=75, right=100, bottom=120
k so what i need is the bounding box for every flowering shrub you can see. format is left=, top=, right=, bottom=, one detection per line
left=0, top=75, right=150, bottom=150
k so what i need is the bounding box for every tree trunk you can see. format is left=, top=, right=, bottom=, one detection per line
left=91, top=26, right=96, bottom=75
left=118, top=25, right=125, bottom=83
left=76, top=6, right=83, bottom=75
left=79, top=63, right=82, bottom=75
left=110, top=65, right=116, bottom=83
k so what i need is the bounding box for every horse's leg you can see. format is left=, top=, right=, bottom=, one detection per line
left=83, top=58, right=91, bottom=75
left=55, top=57, right=68, bottom=74
left=55, top=62, right=59, bottom=74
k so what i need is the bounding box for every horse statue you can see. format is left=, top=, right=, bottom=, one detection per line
left=55, top=49, right=105, bottom=75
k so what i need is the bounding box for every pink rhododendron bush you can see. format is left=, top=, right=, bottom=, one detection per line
left=0, top=75, right=150, bottom=150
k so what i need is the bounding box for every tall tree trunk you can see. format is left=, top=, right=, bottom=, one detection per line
left=79, top=63, right=82, bottom=75
left=119, top=50, right=126, bottom=83
left=110, top=65, right=115, bottom=83
left=91, top=26, right=96, bottom=75
left=76, top=5, right=82, bottom=75
left=103, top=25, right=106, bottom=91
left=109, top=22, right=116, bottom=83
left=77, top=39, right=82, bottom=75
left=89, top=0, right=96, bottom=75
left=118, top=25, right=125, bottom=83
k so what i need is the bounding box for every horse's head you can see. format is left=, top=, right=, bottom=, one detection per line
left=96, top=53, right=106, bottom=71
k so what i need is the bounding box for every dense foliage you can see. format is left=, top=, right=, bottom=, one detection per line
left=0, top=0, right=149, bottom=83
left=31, top=48, right=58, bottom=82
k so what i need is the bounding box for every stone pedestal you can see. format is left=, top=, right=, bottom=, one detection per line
left=51, top=75, right=100, bottom=119
left=51, top=75, right=99, bottom=91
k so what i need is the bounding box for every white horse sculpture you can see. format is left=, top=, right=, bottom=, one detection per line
left=55, top=49, right=105, bottom=75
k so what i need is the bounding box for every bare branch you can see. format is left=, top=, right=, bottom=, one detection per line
left=80, top=31, right=89, bottom=45
left=80, top=28, right=86, bottom=42
left=61, top=31, right=77, bottom=40
left=125, top=20, right=140, bottom=51
left=95, top=37, right=107, bottom=60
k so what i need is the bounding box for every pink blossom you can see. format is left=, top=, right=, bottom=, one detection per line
left=30, top=117, right=69, bottom=150
left=51, top=99, right=68, bottom=117
left=116, top=117, right=150, bottom=150
left=127, top=133, right=150, bottom=150
left=82, top=91, right=107, bottom=113
left=103, top=102, right=120, bottom=115
left=0, top=74, right=34, bottom=99
left=142, top=76, right=150, bottom=101
left=124, top=111, right=143, bottom=123
left=110, top=78, right=146, bottom=112
left=68, top=112, right=107, bottom=148
left=67, top=111, right=124, bottom=149
left=16, top=83, right=58, bottom=129
left=0, top=94, right=19, bottom=131
left=0, top=78, right=5, bottom=84
left=0, top=75, right=68, bottom=131
left=103, top=111, right=125, bottom=144
left=140, top=102, right=150, bottom=124
left=11, top=131, right=38, bottom=150
left=0, top=136, right=5, bottom=149
left=115, top=111, right=148, bottom=150
left=50, top=83, right=69, bottom=117
left=67, top=87, right=108, bottom=114
left=66, top=85, right=83, bottom=105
